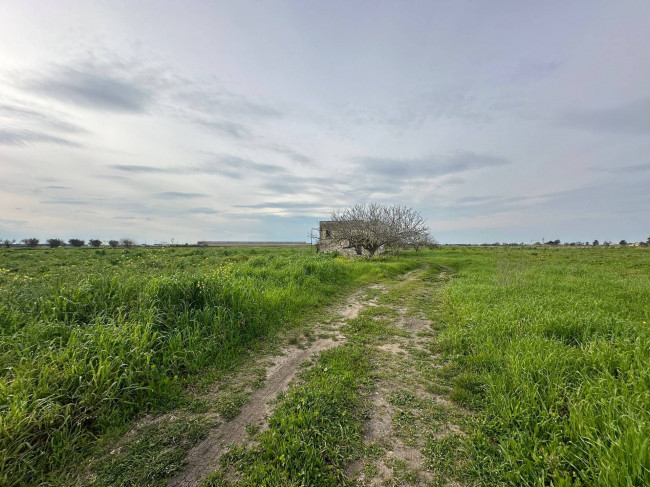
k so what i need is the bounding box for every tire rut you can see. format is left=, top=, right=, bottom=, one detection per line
left=168, top=283, right=385, bottom=487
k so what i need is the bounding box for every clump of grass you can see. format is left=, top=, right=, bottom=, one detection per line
left=423, top=433, right=464, bottom=478
left=213, top=392, right=249, bottom=421
left=90, top=415, right=210, bottom=487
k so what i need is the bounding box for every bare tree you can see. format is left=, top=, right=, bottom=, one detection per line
left=330, top=203, right=430, bottom=257
left=409, top=232, right=437, bottom=251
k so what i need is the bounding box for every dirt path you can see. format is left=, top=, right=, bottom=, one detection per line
left=75, top=265, right=467, bottom=487
left=348, top=268, right=469, bottom=486
left=168, top=284, right=384, bottom=487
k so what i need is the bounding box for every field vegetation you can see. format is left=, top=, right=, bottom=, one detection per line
left=0, top=246, right=414, bottom=485
left=433, top=246, right=650, bottom=485
left=1, top=245, right=648, bottom=486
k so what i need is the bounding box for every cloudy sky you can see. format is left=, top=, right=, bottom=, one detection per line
left=1, top=1, right=649, bottom=244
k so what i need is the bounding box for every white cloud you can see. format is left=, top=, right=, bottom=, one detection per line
left=1, top=0, right=649, bottom=243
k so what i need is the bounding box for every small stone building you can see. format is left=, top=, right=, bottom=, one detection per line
left=317, top=220, right=382, bottom=256
left=317, top=221, right=347, bottom=253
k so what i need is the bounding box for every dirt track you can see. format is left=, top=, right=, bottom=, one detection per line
left=168, top=285, right=382, bottom=487
left=169, top=268, right=467, bottom=487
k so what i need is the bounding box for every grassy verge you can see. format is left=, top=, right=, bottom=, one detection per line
left=432, top=247, right=650, bottom=486
left=0, top=247, right=416, bottom=486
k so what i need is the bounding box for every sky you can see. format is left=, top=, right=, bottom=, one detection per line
left=1, top=0, right=649, bottom=244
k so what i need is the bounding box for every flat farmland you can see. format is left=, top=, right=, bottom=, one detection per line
left=433, top=246, right=650, bottom=486
left=0, top=246, right=648, bottom=486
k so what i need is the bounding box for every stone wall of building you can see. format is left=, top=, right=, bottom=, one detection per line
left=317, top=221, right=381, bottom=256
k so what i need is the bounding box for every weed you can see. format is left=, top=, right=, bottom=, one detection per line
left=244, top=423, right=260, bottom=438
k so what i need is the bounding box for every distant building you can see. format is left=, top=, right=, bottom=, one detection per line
left=317, top=221, right=347, bottom=253
left=197, top=241, right=309, bottom=247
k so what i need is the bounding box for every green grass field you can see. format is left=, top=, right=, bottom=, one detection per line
left=0, top=246, right=414, bottom=486
left=432, top=246, right=650, bottom=486
left=1, top=246, right=648, bottom=486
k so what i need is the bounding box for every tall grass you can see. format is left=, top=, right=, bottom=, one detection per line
left=0, top=247, right=415, bottom=485
left=433, top=247, right=650, bottom=486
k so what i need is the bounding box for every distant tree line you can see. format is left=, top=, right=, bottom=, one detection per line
left=2, top=238, right=138, bottom=248
left=540, top=238, right=650, bottom=247
left=474, top=236, right=650, bottom=247
left=3, top=234, right=649, bottom=249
